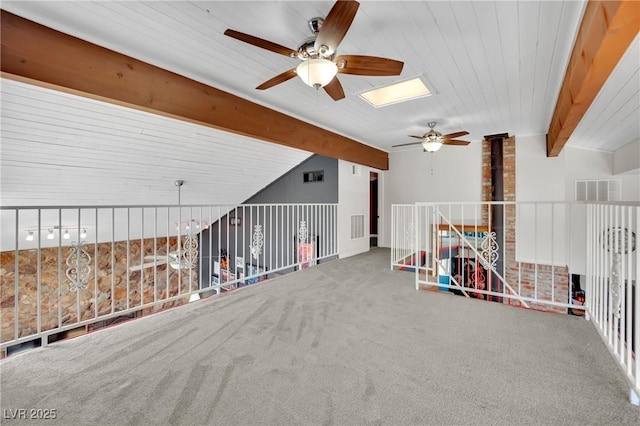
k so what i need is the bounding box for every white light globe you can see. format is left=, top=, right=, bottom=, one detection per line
left=296, top=58, right=338, bottom=88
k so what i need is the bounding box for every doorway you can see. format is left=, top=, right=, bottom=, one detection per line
left=370, top=172, right=378, bottom=247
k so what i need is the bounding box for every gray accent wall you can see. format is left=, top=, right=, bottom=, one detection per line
left=198, top=155, right=338, bottom=288
left=248, top=155, right=338, bottom=203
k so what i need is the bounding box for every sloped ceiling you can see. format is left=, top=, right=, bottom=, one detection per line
left=1, top=78, right=311, bottom=206
left=1, top=0, right=638, bottom=208
left=567, top=35, right=639, bottom=152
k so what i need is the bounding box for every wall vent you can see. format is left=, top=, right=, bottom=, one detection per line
left=575, top=179, right=621, bottom=202
left=350, top=214, right=365, bottom=240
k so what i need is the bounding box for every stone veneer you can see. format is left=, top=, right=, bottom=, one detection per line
left=1, top=237, right=197, bottom=347
left=482, top=137, right=569, bottom=313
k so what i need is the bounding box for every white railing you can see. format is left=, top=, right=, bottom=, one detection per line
left=434, top=209, right=531, bottom=308
left=585, top=202, right=639, bottom=404
left=1, top=203, right=338, bottom=353
left=391, top=202, right=585, bottom=312
left=391, top=200, right=639, bottom=404
left=390, top=204, right=417, bottom=270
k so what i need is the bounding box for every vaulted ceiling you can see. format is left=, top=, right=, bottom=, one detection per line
left=1, top=1, right=638, bottom=207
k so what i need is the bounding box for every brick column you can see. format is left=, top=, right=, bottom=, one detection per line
left=481, top=136, right=568, bottom=312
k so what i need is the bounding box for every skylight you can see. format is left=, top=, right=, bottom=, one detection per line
left=359, top=77, right=431, bottom=108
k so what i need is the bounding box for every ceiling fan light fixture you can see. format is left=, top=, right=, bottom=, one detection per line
left=392, top=121, right=469, bottom=151
left=296, top=58, right=338, bottom=89
left=422, top=130, right=444, bottom=152
left=422, top=140, right=443, bottom=152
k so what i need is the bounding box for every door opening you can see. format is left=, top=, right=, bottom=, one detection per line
left=370, top=172, right=379, bottom=247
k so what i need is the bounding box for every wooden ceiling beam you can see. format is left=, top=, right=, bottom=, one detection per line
left=0, top=10, right=388, bottom=170
left=546, top=0, right=639, bottom=157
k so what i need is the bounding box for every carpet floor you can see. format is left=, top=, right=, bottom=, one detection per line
left=1, top=248, right=638, bottom=425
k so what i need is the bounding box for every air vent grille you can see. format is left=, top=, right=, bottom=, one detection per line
left=350, top=214, right=365, bottom=240
left=575, top=179, right=621, bottom=201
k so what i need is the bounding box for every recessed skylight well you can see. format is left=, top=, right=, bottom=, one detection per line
left=359, top=77, right=432, bottom=108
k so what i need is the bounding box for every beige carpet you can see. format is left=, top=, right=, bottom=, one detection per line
left=1, top=248, right=638, bottom=425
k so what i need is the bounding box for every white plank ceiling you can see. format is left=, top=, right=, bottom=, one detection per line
left=1, top=79, right=310, bottom=206
left=1, top=0, right=638, bottom=208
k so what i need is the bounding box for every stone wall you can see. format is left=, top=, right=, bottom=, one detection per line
left=1, top=237, right=197, bottom=345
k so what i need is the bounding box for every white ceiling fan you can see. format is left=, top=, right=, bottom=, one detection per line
left=129, top=238, right=200, bottom=272
left=128, top=180, right=199, bottom=273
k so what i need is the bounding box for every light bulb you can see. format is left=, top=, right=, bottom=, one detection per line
left=296, top=58, right=338, bottom=89
left=26, top=231, right=34, bottom=242
left=422, top=140, right=443, bottom=152
left=63, top=230, right=70, bottom=240
left=47, top=230, right=55, bottom=240
left=80, top=229, right=87, bottom=238
left=422, top=132, right=444, bottom=152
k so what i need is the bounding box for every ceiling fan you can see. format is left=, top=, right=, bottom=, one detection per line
left=129, top=180, right=201, bottom=272
left=392, top=122, right=471, bottom=152
left=129, top=252, right=191, bottom=272
left=223, top=0, right=404, bottom=100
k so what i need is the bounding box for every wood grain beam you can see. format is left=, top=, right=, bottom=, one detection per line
left=0, top=10, right=388, bottom=170
left=547, top=0, right=639, bottom=157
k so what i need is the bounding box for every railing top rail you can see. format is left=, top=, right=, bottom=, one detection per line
left=1, top=203, right=339, bottom=210
left=413, top=201, right=576, bottom=206
left=401, top=201, right=639, bottom=207
left=583, top=201, right=640, bottom=207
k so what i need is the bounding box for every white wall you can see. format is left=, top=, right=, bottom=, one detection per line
left=383, top=133, right=637, bottom=273
left=516, top=134, right=566, bottom=201
left=384, top=134, right=637, bottom=213
left=386, top=143, right=483, bottom=204
left=613, top=138, right=640, bottom=175
left=380, top=143, right=483, bottom=247
left=337, top=160, right=376, bottom=259
left=516, top=135, right=639, bottom=274
left=564, top=144, right=639, bottom=274
left=562, top=144, right=639, bottom=202
left=515, top=135, right=567, bottom=265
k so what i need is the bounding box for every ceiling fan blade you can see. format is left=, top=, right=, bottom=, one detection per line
left=443, top=130, right=469, bottom=139
left=314, top=0, right=360, bottom=54
left=129, top=261, right=165, bottom=272
left=323, top=77, right=345, bottom=100
left=256, top=68, right=297, bottom=90
left=129, top=264, right=145, bottom=272
left=143, top=255, right=167, bottom=261
left=336, top=55, right=404, bottom=76
left=391, top=141, right=424, bottom=148
left=409, top=135, right=425, bottom=139
left=443, top=140, right=471, bottom=146
left=224, top=29, right=298, bottom=57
